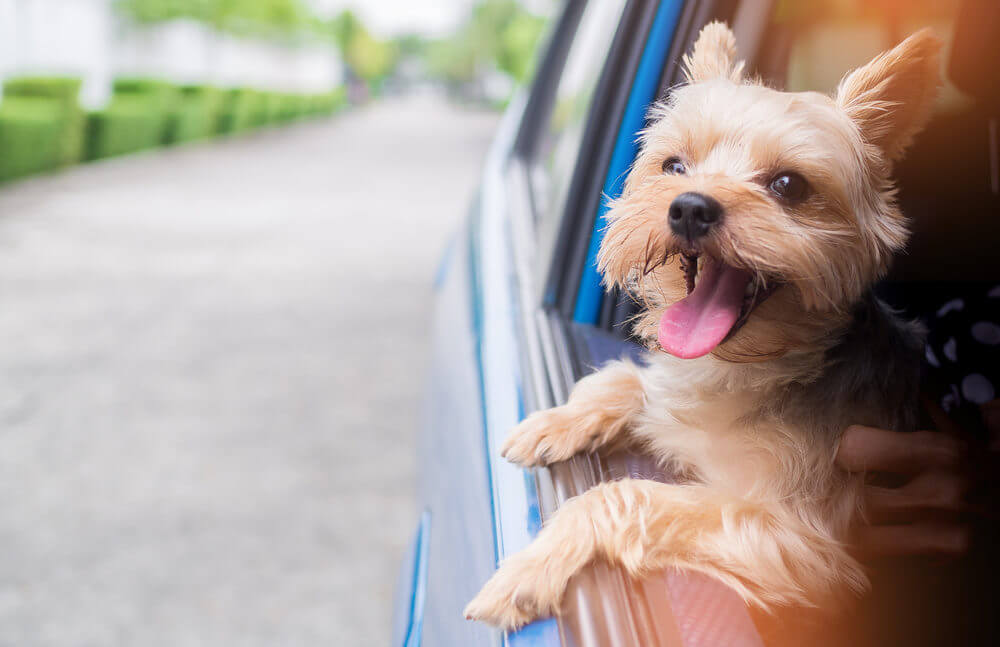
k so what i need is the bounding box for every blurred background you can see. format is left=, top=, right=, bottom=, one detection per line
left=0, top=0, right=552, bottom=176
left=0, top=1, right=552, bottom=645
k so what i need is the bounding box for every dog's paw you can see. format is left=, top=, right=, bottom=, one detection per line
left=464, top=556, right=559, bottom=630
left=501, top=409, right=578, bottom=467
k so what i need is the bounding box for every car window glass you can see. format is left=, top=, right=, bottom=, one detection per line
left=531, top=0, right=628, bottom=252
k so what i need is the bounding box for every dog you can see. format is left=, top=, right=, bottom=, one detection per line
left=464, top=22, right=942, bottom=630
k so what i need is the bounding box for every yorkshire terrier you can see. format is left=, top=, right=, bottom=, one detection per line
left=465, top=22, right=942, bottom=630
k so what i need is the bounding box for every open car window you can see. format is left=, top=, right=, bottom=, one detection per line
left=532, top=0, right=629, bottom=220
left=530, top=0, right=629, bottom=302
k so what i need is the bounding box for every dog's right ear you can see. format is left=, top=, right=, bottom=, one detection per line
left=682, top=22, right=744, bottom=83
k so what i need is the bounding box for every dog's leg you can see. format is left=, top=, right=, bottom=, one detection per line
left=502, top=360, right=646, bottom=466
left=464, top=478, right=866, bottom=630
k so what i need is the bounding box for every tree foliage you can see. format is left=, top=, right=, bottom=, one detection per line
left=423, top=0, right=546, bottom=86
left=328, top=10, right=397, bottom=84
left=115, top=0, right=321, bottom=40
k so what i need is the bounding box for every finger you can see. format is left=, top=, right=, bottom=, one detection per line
left=837, top=425, right=966, bottom=475
left=853, top=522, right=971, bottom=559
left=864, top=470, right=971, bottom=524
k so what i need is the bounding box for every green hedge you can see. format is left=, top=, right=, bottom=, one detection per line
left=85, top=96, right=165, bottom=160
left=314, top=87, right=347, bottom=116
left=113, top=78, right=178, bottom=108
left=275, top=93, right=295, bottom=123
left=83, top=78, right=179, bottom=159
left=242, top=90, right=267, bottom=128
left=2, top=76, right=85, bottom=166
left=0, top=97, right=63, bottom=181
left=113, top=78, right=176, bottom=139
left=263, top=92, right=283, bottom=125
left=163, top=85, right=221, bottom=144
left=216, top=88, right=256, bottom=134
left=1, top=76, right=348, bottom=181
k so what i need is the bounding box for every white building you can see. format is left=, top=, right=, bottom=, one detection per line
left=0, top=0, right=343, bottom=108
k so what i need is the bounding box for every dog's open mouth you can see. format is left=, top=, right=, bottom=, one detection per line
left=657, top=253, right=779, bottom=358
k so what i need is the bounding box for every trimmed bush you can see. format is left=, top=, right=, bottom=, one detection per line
left=85, top=78, right=178, bottom=160
left=0, top=97, right=63, bottom=181
left=275, top=93, right=293, bottom=123
left=263, top=92, right=283, bottom=125
left=112, top=78, right=176, bottom=138
left=312, top=87, right=348, bottom=117
left=85, top=96, right=164, bottom=160
left=113, top=78, right=177, bottom=103
left=1, top=73, right=348, bottom=176
left=291, top=94, right=307, bottom=120
left=303, top=94, right=319, bottom=117
left=243, top=90, right=268, bottom=128
left=216, top=88, right=255, bottom=134
left=2, top=76, right=85, bottom=165
left=163, top=85, right=221, bottom=145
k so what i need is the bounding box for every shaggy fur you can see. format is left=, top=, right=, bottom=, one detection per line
left=465, top=23, right=942, bottom=630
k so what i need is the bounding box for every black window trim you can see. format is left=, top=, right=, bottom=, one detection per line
left=512, top=0, right=589, bottom=164
left=545, top=0, right=661, bottom=318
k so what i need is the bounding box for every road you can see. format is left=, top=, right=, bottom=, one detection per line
left=0, top=95, right=499, bottom=646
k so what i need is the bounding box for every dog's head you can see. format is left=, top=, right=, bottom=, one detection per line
left=598, top=22, right=941, bottom=361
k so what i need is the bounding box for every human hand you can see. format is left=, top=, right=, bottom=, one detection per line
left=836, top=423, right=973, bottom=558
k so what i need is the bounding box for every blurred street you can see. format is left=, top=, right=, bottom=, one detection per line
left=0, top=95, right=499, bottom=646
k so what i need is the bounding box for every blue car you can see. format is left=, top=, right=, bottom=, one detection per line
left=393, top=1, right=998, bottom=645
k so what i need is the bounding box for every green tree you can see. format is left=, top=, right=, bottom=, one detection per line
left=497, top=10, right=546, bottom=82
left=115, top=0, right=318, bottom=40
left=423, top=0, right=546, bottom=87
left=329, top=10, right=398, bottom=85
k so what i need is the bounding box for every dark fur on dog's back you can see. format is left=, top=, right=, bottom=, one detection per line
left=781, top=294, right=925, bottom=438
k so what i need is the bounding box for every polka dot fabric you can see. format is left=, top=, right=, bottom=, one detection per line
left=922, top=284, right=1000, bottom=437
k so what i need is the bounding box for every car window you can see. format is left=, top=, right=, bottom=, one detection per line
left=530, top=0, right=628, bottom=258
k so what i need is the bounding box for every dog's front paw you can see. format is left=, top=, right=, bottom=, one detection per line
left=464, top=554, right=561, bottom=630
left=501, top=409, right=580, bottom=467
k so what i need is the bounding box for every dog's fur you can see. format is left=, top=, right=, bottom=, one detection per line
left=465, top=23, right=942, bottom=630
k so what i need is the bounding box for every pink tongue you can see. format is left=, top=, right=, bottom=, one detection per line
left=658, top=260, right=752, bottom=359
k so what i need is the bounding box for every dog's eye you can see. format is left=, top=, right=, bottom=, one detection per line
left=662, top=157, right=686, bottom=175
left=768, top=172, right=809, bottom=202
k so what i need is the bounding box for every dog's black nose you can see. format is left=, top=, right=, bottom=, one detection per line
left=668, top=192, right=722, bottom=241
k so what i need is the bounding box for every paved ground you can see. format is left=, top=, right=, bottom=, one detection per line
left=0, top=95, right=499, bottom=647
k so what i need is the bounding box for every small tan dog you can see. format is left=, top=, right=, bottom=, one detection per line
left=465, top=23, right=942, bottom=630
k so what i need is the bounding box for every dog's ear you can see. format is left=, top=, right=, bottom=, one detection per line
left=835, top=29, right=943, bottom=162
left=682, top=22, right=744, bottom=83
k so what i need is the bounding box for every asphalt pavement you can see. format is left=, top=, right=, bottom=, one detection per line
left=0, top=94, right=499, bottom=646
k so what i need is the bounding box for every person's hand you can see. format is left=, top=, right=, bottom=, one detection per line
left=836, top=424, right=972, bottom=558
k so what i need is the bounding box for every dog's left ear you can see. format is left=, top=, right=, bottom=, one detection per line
left=682, top=21, right=744, bottom=83
left=835, top=29, right=943, bottom=162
